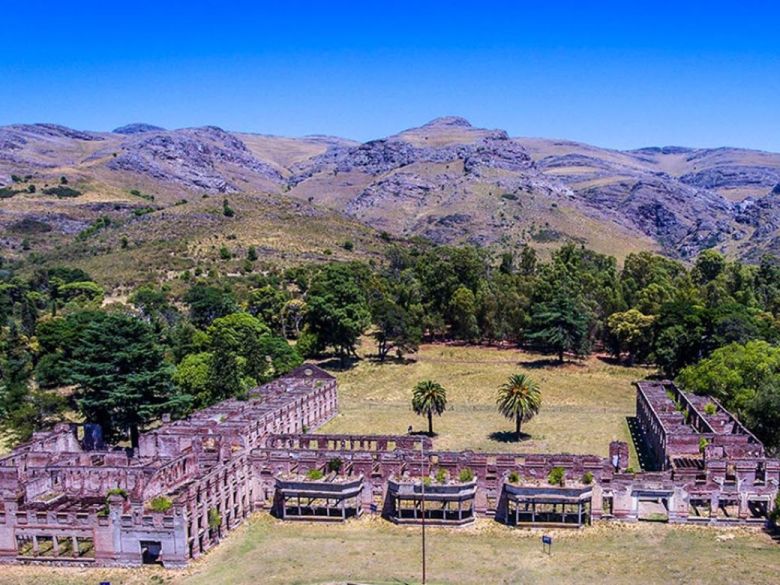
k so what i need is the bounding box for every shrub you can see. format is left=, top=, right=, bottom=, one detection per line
left=219, top=246, right=231, bottom=260
left=435, top=468, right=447, bottom=484
left=306, top=468, right=324, bottom=480
left=208, top=508, right=222, bottom=530
left=342, top=240, right=354, bottom=252
left=106, top=488, right=128, bottom=500
left=771, top=493, right=780, bottom=523
left=458, top=468, right=474, bottom=482
left=625, top=466, right=635, bottom=474
left=380, top=231, right=392, bottom=242
left=222, top=198, right=235, bottom=217
left=133, top=206, right=155, bottom=217
left=60, top=175, right=68, bottom=185
left=0, top=187, right=20, bottom=198
left=699, top=437, right=710, bottom=453
left=43, top=185, right=82, bottom=198
left=247, top=245, right=258, bottom=261
left=704, top=402, right=717, bottom=415
left=77, top=216, right=111, bottom=241
left=422, top=476, right=432, bottom=487
left=507, top=471, right=520, bottom=484
left=327, top=457, right=343, bottom=474
left=148, top=496, right=173, bottom=513
left=547, top=467, right=566, bottom=486
left=11, top=174, right=22, bottom=183
left=121, top=236, right=129, bottom=249
left=581, top=471, right=594, bottom=485
left=129, top=189, right=154, bottom=201
left=27, top=184, right=35, bottom=193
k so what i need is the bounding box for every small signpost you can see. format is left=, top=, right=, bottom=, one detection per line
left=542, top=535, right=552, bottom=555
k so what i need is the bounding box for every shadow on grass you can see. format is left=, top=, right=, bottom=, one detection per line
left=365, top=355, right=418, bottom=366
left=408, top=430, right=438, bottom=438
left=521, top=358, right=587, bottom=369
left=489, top=431, right=532, bottom=443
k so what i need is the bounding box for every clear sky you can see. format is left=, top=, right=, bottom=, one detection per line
left=2, top=1, right=779, bottom=151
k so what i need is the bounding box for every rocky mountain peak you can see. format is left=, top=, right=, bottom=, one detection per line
left=420, top=116, right=473, bottom=129
left=113, top=123, right=166, bottom=135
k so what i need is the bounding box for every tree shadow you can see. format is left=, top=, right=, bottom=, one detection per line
left=315, top=356, right=361, bottom=371
left=489, top=431, right=532, bottom=443
left=408, top=430, right=438, bottom=438
left=365, top=355, right=418, bottom=366
left=521, top=358, right=586, bottom=369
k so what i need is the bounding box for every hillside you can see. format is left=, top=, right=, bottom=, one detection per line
left=2, top=118, right=780, bottom=286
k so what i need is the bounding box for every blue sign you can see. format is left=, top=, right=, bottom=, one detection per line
left=542, top=535, right=552, bottom=545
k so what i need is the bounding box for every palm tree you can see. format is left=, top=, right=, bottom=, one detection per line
left=412, top=380, right=448, bottom=435
left=497, top=373, right=541, bottom=439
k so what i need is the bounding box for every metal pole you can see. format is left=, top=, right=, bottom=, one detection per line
left=421, top=438, right=426, bottom=585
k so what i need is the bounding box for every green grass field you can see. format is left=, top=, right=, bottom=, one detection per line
left=2, top=515, right=777, bottom=585
left=319, top=342, right=650, bottom=459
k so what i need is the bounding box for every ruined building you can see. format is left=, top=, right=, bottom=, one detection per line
left=0, top=366, right=777, bottom=567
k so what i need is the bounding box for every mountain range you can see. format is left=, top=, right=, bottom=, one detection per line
left=1, top=116, right=779, bottom=285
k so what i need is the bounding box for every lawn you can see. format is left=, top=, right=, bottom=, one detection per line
left=318, top=342, right=652, bottom=459
left=2, top=514, right=778, bottom=585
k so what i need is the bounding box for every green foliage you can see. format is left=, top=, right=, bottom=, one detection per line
left=507, top=471, right=520, bottom=484
left=106, top=488, right=128, bottom=499
left=342, top=240, right=354, bottom=252
left=148, top=496, right=173, bottom=513
left=547, top=466, right=566, bottom=486
left=582, top=471, right=594, bottom=485
left=497, top=373, right=541, bottom=437
left=698, top=437, right=710, bottom=453
left=63, top=312, right=189, bottom=447
left=306, top=262, right=371, bottom=366
left=607, top=309, right=655, bottom=364
left=173, top=352, right=213, bottom=408
left=458, top=468, right=474, bottom=482
left=222, top=198, right=235, bottom=217
left=327, top=457, right=343, bottom=474
left=435, top=468, right=447, bottom=484
left=412, top=380, right=448, bottom=435
left=184, top=283, right=238, bottom=327
left=247, top=245, right=258, bottom=262
left=306, top=468, right=325, bottom=480
left=703, top=402, right=717, bottom=415
left=679, top=341, right=780, bottom=453
left=76, top=216, right=111, bottom=241
left=208, top=508, right=222, bottom=530
left=42, top=185, right=81, bottom=198
left=219, top=245, right=232, bottom=260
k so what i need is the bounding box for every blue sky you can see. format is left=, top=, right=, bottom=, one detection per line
left=1, top=1, right=779, bottom=150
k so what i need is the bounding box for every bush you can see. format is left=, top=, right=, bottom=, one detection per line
left=27, top=184, right=36, bottom=193
left=43, top=185, right=82, bottom=198
left=699, top=437, right=710, bottom=453
left=60, top=176, right=68, bottom=185
left=507, top=471, right=520, bottom=484
left=222, top=198, right=235, bottom=217
left=295, top=331, right=320, bottom=358
left=704, top=402, right=717, bottom=415
left=771, top=493, right=780, bottom=523
left=306, top=468, right=324, bottom=480
left=327, top=457, right=343, bottom=474
left=247, top=245, right=258, bottom=261
left=422, top=476, right=432, bottom=487
left=435, top=468, right=447, bottom=484
left=208, top=508, right=222, bottom=530
left=458, top=468, right=474, bottom=482
left=219, top=246, right=231, bottom=260
left=106, top=488, right=128, bottom=500
left=148, top=496, right=173, bottom=513
left=581, top=471, right=594, bottom=485
left=547, top=467, right=566, bottom=486
left=342, top=240, right=354, bottom=252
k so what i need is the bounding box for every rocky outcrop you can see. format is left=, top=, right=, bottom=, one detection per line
left=113, top=123, right=166, bottom=135
left=108, top=126, right=283, bottom=192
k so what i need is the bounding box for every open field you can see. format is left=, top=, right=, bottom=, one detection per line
left=319, top=342, right=652, bottom=460
left=1, top=514, right=778, bottom=585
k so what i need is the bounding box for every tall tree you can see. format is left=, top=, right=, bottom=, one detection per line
left=497, top=373, right=541, bottom=438
left=306, top=263, right=371, bottom=367
left=526, top=291, right=591, bottom=363
left=411, top=380, right=448, bottom=435
left=66, top=312, right=187, bottom=448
